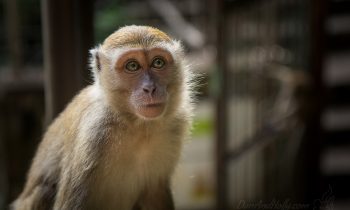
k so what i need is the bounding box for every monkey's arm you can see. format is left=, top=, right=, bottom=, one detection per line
left=10, top=120, right=64, bottom=210
left=53, top=97, right=109, bottom=210
left=52, top=135, right=101, bottom=210
left=136, top=181, right=175, bottom=210
left=53, top=155, right=93, bottom=210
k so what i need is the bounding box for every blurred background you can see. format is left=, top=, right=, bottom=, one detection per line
left=0, top=0, right=349, bottom=209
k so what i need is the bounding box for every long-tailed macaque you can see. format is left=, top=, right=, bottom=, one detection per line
left=12, top=25, right=194, bottom=210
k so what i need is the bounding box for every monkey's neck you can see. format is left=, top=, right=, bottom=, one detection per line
left=114, top=112, right=168, bottom=130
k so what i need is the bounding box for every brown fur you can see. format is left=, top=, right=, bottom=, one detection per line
left=102, top=26, right=171, bottom=50
left=12, top=26, right=193, bottom=210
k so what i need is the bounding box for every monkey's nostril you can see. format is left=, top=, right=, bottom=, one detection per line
left=143, top=86, right=156, bottom=94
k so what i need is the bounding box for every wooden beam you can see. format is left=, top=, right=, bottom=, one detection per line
left=41, top=0, right=93, bottom=123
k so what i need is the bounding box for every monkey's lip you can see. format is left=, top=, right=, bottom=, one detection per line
left=142, top=102, right=164, bottom=108
left=138, top=102, right=166, bottom=118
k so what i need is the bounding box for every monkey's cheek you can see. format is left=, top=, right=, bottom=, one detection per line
left=137, top=104, right=166, bottom=119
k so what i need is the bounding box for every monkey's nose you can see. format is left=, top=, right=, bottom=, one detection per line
left=143, top=85, right=156, bottom=95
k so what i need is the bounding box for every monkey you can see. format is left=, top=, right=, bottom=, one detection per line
left=11, top=25, right=194, bottom=210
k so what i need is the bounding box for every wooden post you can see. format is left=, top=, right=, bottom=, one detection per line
left=41, top=0, right=93, bottom=123
left=215, top=0, right=229, bottom=209
left=4, top=0, right=23, bottom=77
left=304, top=0, right=326, bottom=202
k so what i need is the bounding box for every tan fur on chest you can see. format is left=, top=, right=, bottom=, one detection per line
left=87, top=121, right=181, bottom=209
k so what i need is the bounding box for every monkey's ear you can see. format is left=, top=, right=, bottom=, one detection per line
left=89, top=46, right=104, bottom=83
left=89, top=46, right=102, bottom=72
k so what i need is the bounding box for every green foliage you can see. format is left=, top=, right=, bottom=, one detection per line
left=94, top=5, right=125, bottom=43
left=94, top=1, right=146, bottom=43
left=192, top=117, right=214, bottom=137
left=94, top=0, right=147, bottom=43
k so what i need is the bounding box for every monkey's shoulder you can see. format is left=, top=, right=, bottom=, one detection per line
left=46, top=86, right=110, bottom=137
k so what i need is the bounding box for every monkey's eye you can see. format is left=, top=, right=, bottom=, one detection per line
left=151, top=58, right=165, bottom=69
left=125, top=61, right=140, bottom=72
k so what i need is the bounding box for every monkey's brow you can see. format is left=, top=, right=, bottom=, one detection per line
left=106, top=44, right=172, bottom=57
left=111, top=37, right=170, bottom=49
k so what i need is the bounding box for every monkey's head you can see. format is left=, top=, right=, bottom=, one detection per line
left=90, top=25, right=190, bottom=120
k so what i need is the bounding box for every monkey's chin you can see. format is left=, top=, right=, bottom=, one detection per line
left=136, top=103, right=166, bottom=119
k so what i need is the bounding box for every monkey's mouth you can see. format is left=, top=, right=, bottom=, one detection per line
left=138, top=102, right=166, bottom=119
left=143, top=103, right=164, bottom=108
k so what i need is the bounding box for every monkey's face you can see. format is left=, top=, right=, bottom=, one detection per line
left=91, top=26, right=186, bottom=120
left=112, top=48, right=178, bottom=119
